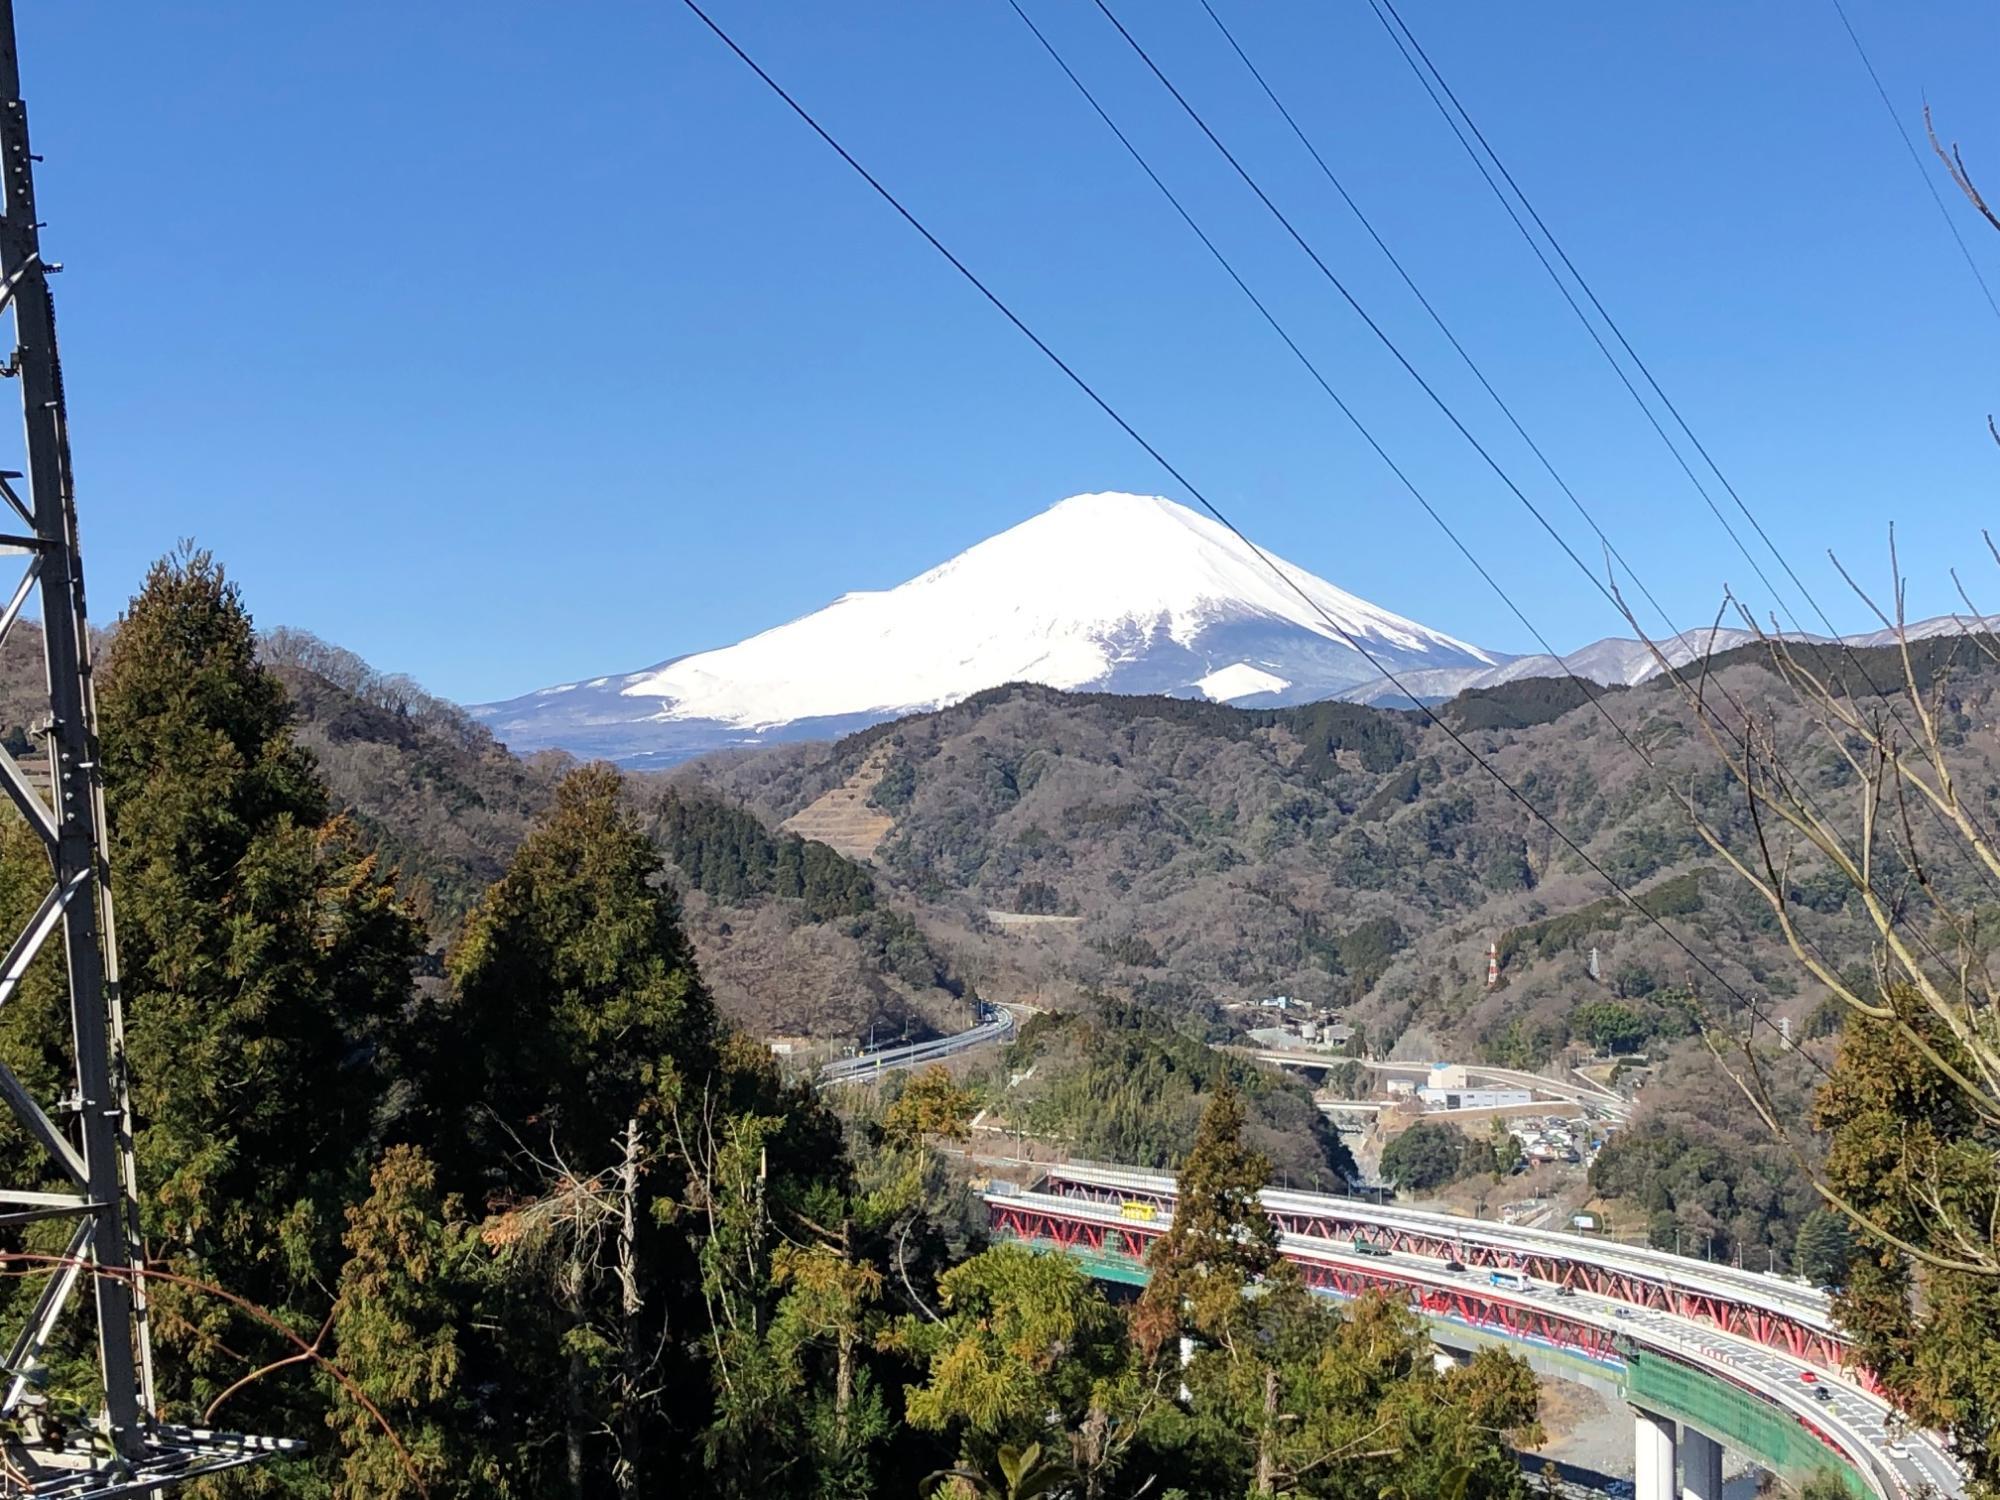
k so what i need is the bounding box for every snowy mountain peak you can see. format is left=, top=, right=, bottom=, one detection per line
left=473, top=492, right=1505, bottom=765
left=890, top=491, right=1498, bottom=664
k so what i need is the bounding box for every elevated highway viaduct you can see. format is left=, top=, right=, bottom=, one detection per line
left=816, top=1007, right=1016, bottom=1088
left=983, top=1164, right=1964, bottom=1499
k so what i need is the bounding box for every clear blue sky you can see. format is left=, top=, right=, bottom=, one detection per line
left=18, top=1, right=2000, bottom=702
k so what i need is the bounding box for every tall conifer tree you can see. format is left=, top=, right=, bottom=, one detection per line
left=326, top=1144, right=483, bottom=1499
left=95, top=547, right=422, bottom=1442
left=1136, top=1082, right=1281, bottom=1353
left=425, top=763, right=730, bottom=1493
left=429, top=761, right=720, bottom=1198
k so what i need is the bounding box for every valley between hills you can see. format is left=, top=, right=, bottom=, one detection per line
left=31, top=617, right=1976, bottom=1274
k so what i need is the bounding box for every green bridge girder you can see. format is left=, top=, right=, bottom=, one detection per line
left=1625, top=1351, right=1870, bottom=1498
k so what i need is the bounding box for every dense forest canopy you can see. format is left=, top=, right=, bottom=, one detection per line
left=0, top=549, right=1564, bottom=1499
left=4, top=551, right=1993, bottom=1489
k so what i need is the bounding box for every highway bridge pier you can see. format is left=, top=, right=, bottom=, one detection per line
left=1683, top=1425, right=1726, bottom=1500
left=1632, top=1406, right=1676, bottom=1500
left=1628, top=1406, right=1725, bottom=1500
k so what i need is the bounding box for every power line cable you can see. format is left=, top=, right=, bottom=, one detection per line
left=1189, top=0, right=1690, bottom=649
left=1368, top=0, right=2000, bottom=900
left=1096, top=0, right=1978, bottom=938
left=1008, top=0, right=1880, bottom=1004
left=1062, top=0, right=1954, bottom=999
left=1083, top=0, right=1628, bottom=627
left=1178, top=0, right=1866, bottom=804
left=1828, top=0, right=2000, bottom=324
left=1356, top=0, right=1806, bottom=639
left=1001, top=0, right=1641, bottom=754
left=677, top=0, right=1786, bottom=1021
left=1187, top=0, right=1807, bottom=756
left=1110, top=0, right=1806, bottom=759
left=1371, top=0, right=1912, bottom=648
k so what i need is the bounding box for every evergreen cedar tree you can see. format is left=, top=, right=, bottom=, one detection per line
left=1135, top=1082, right=1280, bottom=1355
left=1121, top=1086, right=1540, bottom=1498
left=94, top=547, right=424, bottom=1443
left=1814, top=998, right=2000, bottom=1492
left=426, top=759, right=722, bottom=1202
left=0, top=545, right=1557, bottom=1497
left=1791, top=1209, right=1853, bottom=1291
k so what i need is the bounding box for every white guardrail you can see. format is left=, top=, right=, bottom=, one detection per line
left=1048, top=1163, right=1835, bottom=1332
left=817, top=1007, right=1017, bottom=1087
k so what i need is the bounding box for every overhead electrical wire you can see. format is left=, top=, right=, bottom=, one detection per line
left=1367, top=0, right=2000, bottom=901
left=1054, top=0, right=1769, bottom=756
left=1371, top=0, right=1934, bottom=653
left=1004, top=0, right=1861, bottom=997
left=1179, top=0, right=1761, bottom=727
left=676, top=0, right=1786, bottom=1021
left=1000, top=0, right=1645, bottom=758
left=1061, top=0, right=1958, bottom=989
left=1080, top=0, right=1632, bottom=630
left=1187, top=0, right=1691, bottom=650
left=1828, top=0, right=2000, bottom=325
left=1355, top=0, right=1803, bottom=638
left=1089, top=0, right=1986, bottom=939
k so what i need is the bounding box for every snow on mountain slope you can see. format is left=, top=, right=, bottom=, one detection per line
left=474, top=489, right=2000, bottom=767
left=1339, top=615, right=2000, bottom=708
left=475, top=492, right=1503, bottom=764
left=1196, top=662, right=1292, bottom=702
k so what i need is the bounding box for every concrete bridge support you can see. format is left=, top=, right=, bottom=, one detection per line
left=1633, top=1407, right=1678, bottom=1500
left=1680, top=1428, right=1724, bottom=1500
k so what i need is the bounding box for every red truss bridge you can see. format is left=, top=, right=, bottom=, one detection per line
left=1036, top=1162, right=1849, bottom=1377
left=982, top=1164, right=1965, bottom=1500
left=987, top=1186, right=1626, bottom=1365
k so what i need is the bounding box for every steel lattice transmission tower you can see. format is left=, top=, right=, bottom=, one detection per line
left=0, top=2, right=298, bottom=1491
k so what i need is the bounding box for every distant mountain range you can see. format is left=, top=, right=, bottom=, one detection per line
left=472, top=492, right=1991, bottom=766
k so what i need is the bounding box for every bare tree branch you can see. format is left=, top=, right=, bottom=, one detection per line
left=1928, top=105, right=2000, bottom=235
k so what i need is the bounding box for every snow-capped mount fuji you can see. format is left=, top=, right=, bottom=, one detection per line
left=473, top=492, right=1508, bottom=766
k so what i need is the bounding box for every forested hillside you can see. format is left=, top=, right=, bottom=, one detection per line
left=0, top=549, right=1551, bottom=1497
left=0, top=622, right=971, bottom=1045
left=260, top=628, right=567, bottom=930
left=678, top=642, right=2000, bottom=1272
left=10, top=595, right=1986, bottom=1275
left=1, top=551, right=1987, bottom=1485
left=997, top=996, right=1358, bottom=1186
left=641, top=789, right=973, bottom=1039
left=264, top=635, right=977, bottom=1043
left=17, top=613, right=1979, bottom=1077
left=695, top=647, right=2000, bottom=1071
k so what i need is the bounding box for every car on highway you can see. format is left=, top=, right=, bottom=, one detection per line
left=1443, top=1258, right=1465, bottom=1273
left=1813, top=1386, right=1831, bottom=1403
left=1798, top=1370, right=1818, bottom=1384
